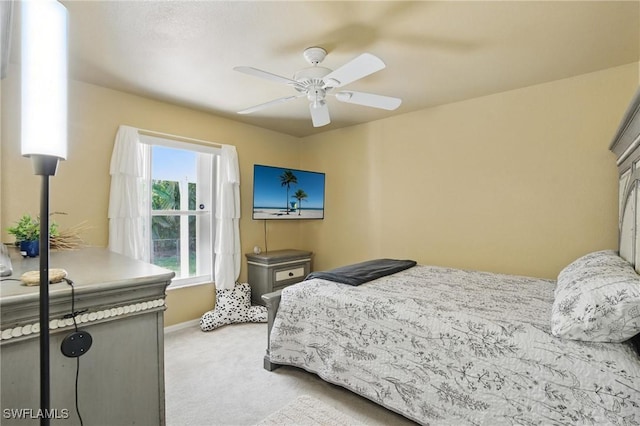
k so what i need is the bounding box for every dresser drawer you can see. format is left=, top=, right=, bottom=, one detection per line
left=275, top=266, right=305, bottom=282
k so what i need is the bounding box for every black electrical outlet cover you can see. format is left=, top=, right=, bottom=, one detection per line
left=61, top=330, right=93, bottom=358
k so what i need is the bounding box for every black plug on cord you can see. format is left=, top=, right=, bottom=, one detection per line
left=61, top=278, right=92, bottom=357
left=61, top=331, right=92, bottom=357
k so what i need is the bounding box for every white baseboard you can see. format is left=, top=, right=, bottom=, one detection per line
left=164, top=318, right=201, bottom=334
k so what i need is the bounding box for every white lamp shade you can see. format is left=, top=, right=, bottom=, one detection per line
left=21, top=0, right=68, bottom=160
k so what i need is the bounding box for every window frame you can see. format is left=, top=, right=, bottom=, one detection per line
left=142, top=135, right=219, bottom=289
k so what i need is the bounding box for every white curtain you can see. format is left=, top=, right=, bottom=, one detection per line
left=108, top=126, right=241, bottom=288
left=108, top=125, right=150, bottom=262
left=214, top=145, right=241, bottom=289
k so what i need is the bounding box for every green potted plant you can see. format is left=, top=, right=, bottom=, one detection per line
left=7, top=214, right=59, bottom=257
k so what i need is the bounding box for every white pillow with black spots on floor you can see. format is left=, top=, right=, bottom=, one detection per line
left=200, top=282, right=267, bottom=331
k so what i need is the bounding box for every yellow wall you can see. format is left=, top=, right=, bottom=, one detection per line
left=299, top=63, right=639, bottom=279
left=0, top=64, right=303, bottom=326
left=2, top=62, right=638, bottom=327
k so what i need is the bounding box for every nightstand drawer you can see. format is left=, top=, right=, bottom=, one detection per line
left=275, top=267, right=305, bottom=282
left=246, top=249, right=313, bottom=306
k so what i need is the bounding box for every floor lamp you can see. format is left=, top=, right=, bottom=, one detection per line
left=21, top=1, right=69, bottom=424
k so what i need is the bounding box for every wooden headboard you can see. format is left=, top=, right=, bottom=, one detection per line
left=610, top=87, right=640, bottom=272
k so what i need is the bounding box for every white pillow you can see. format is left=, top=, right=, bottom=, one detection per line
left=200, top=282, right=267, bottom=332
left=551, top=250, right=640, bottom=342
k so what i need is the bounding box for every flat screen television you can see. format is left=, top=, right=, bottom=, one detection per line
left=252, top=164, right=325, bottom=220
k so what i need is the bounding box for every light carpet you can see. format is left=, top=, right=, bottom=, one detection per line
left=256, top=395, right=364, bottom=426
left=164, top=323, right=415, bottom=425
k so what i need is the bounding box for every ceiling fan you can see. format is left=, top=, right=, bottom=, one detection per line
left=234, top=47, right=402, bottom=127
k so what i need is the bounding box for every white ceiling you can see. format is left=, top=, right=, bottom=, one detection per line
left=9, top=1, right=640, bottom=137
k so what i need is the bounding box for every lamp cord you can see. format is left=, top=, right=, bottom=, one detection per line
left=62, top=278, right=84, bottom=426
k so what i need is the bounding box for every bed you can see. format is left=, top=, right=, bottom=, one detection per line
left=262, top=87, right=640, bottom=425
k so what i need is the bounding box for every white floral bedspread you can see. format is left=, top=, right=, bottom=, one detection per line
left=269, top=265, right=640, bottom=425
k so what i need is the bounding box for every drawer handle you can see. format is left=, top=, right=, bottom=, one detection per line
left=288, top=272, right=294, bottom=277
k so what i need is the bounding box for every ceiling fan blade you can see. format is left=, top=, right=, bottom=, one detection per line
left=309, top=101, right=330, bottom=127
left=323, top=53, right=386, bottom=88
left=238, top=95, right=301, bottom=114
left=234, top=66, right=299, bottom=86
left=335, top=91, right=402, bottom=110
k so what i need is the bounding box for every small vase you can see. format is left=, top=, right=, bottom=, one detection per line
left=19, top=240, right=39, bottom=258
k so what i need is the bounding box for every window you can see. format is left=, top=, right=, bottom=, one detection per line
left=143, top=135, right=219, bottom=288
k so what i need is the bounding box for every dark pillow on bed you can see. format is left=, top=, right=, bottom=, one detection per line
left=551, top=250, right=640, bottom=343
left=304, top=258, right=417, bottom=286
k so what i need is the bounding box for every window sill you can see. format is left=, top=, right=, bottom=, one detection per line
left=167, top=280, right=214, bottom=291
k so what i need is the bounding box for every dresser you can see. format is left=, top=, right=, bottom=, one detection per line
left=0, top=247, right=174, bottom=425
left=246, top=249, right=312, bottom=305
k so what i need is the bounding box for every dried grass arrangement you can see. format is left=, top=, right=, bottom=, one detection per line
left=50, top=221, right=91, bottom=251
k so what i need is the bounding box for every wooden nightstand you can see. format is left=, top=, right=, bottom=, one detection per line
left=245, top=249, right=312, bottom=305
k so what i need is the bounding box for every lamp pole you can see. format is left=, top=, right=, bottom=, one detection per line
left=20, top=2, right=68, bottom=424
left=32, top=156, right=60, bottom=424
